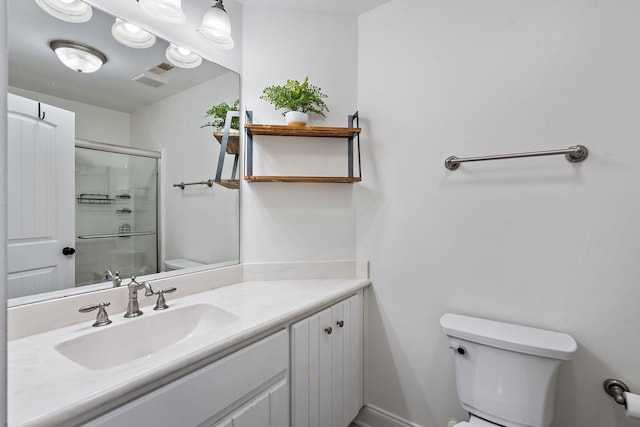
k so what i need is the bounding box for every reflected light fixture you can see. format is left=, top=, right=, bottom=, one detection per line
left=138, top=0, right=186, bottom=24
left=197, top=0, right=234, bottom=49
left=165, top=44, right=202, bottom=69
left=50, top=40, right=107, bottom=73
left=112, top=18, right=156, bottom=49
left=35, top=0, right=92, bottom=23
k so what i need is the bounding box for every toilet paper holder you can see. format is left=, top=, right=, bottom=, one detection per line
left=604, top=378, right=631, bottom=406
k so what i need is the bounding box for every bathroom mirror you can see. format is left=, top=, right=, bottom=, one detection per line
left=7, top=0, right=240, bottom=305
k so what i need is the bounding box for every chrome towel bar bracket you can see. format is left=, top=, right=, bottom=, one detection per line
left=445, top=145, right=589, bottom=171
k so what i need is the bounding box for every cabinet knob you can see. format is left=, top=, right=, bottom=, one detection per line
left=336, top=320, right=344, bottom=328
left=62, top=247, right=76, bottom=256
left=324, top=327, right=333, bottom=335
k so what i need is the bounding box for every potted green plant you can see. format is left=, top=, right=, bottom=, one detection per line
left=201, top=99, right=240, bottom=131
left=260, top=77, right=328, bottom=126
left=201, top=99, right=240, bottom=154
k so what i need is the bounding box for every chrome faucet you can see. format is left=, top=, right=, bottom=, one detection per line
left=104, top=270, right=122, bottom=287
left=124, top=276, right=154, bottom=318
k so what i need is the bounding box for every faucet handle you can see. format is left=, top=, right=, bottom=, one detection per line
left=153, top=287, right=177, bottom=310
left=79, top=302, right=112, bottom=327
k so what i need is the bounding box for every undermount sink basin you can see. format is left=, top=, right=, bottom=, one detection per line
left=55, top=303, right=239, bottom=370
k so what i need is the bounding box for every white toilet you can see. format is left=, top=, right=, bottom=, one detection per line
left=164, top=258, right=205, bottom=271
left=440, top=313, right=577, bottom=427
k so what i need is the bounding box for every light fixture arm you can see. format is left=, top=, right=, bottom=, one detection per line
left=213, top=0, right=226, bottom=12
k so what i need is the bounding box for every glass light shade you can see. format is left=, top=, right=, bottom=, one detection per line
left=112, top=18, right=156, bottom=49
left=138, top=0, right=186, bottom=24
left=50, top=40, right=107, bottom=73
left=35, top=0, right=92, bottom=23
left=197, top=3, right=234, bottom=49
left=165, top=44, right=202, bottom=69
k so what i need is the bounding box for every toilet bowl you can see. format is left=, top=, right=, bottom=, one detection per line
left=164, top=258, right=205, bottom=271
left=441, top=313, right=577, bottom=427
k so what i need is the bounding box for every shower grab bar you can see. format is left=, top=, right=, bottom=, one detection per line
left=444, top=145, right=589, bottom=170
left=173, top=179, right=214, bottom=190
left=78, top=231, right=156, bottom=240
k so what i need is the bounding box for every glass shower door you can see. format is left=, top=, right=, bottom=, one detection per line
left=75, top=147, right=158, bottom=286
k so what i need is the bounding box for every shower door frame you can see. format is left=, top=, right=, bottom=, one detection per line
left=75, top=139, right=162, bottom=282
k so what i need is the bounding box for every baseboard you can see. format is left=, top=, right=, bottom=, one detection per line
left=352, top=405, right=424, bottom=427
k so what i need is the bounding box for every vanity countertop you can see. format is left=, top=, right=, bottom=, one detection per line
left=8, top=277, right=370, bottom=427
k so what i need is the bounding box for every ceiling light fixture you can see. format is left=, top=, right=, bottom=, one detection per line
left=112, top=18, right=156, bottom=49
left=165, top=44, right=202, bottom=69
left=197, top=0, right=234, bottom=49
left=50, top=40, right=107, bottom=73
left=34, top=0, right=92, bottom=23
left=138, top=0, right=186, bottom=24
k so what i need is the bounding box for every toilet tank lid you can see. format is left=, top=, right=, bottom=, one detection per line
left=440, top=313, right=577, bottom=360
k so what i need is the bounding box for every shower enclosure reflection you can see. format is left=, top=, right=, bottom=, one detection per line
left=75, top=145, right=159, bottom=287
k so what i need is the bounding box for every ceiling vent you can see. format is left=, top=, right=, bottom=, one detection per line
left=132, top=72, right=167, bottom=87
left=147, top=62, right=174, bottom=75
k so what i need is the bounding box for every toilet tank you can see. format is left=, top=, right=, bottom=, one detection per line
left=440, top=314, right=577, bottom=427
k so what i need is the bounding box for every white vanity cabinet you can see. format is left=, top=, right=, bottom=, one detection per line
left=213, top=378, right=288, bottom=427
left=291, top=292, right=364, bottom=427
left=85, top=330, right=289, bottom=427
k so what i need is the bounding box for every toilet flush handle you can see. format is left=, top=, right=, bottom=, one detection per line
left=449, top=344, right=467, bottom=355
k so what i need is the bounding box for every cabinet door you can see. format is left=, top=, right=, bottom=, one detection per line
left=330, top=301, right=344, bottom=427
left=212, top=378, right=288, bottom=427
left=337, top=294, right=363, bottom=424
left=291, top=307, right=332, bottom=427
left=291, top=293, right=363, bottom=427
left=331, top=295, right=364, bottom=426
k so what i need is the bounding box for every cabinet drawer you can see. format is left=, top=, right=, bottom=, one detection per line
left=212, top=377, right=288, bottom=427
left=86, top=329, right=289, bottom=427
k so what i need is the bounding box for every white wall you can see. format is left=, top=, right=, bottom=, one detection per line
left=130, top=72, right=240, bottom=267
left=357, top=0, right=640, bottom=426
left=7, top=87, right=130, bottom=145
left=241, top=5, right=358, bottom=262
left=0, top=0, right=8, bottom=422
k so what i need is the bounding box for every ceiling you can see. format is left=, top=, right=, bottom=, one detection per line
left=236, top=0, right=391, bottom=16
left=7, top=0, right=231, bottom=113
left=8, top=0, right=389, bottom=113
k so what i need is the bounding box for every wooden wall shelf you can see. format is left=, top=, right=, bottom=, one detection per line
left=245, top=176, right=362, bottom=183
left=244, top=111, right=362, bottom=184
left=213, top=131, right=240, bottom=154
left=213, top=111, right=240, bottom=189
left=245, top=124, right=361, bottom=138
left=215, top=179, right=240, bottom=189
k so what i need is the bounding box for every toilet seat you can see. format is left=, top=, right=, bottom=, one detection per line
left=164, top=258, right=205, bottom=270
